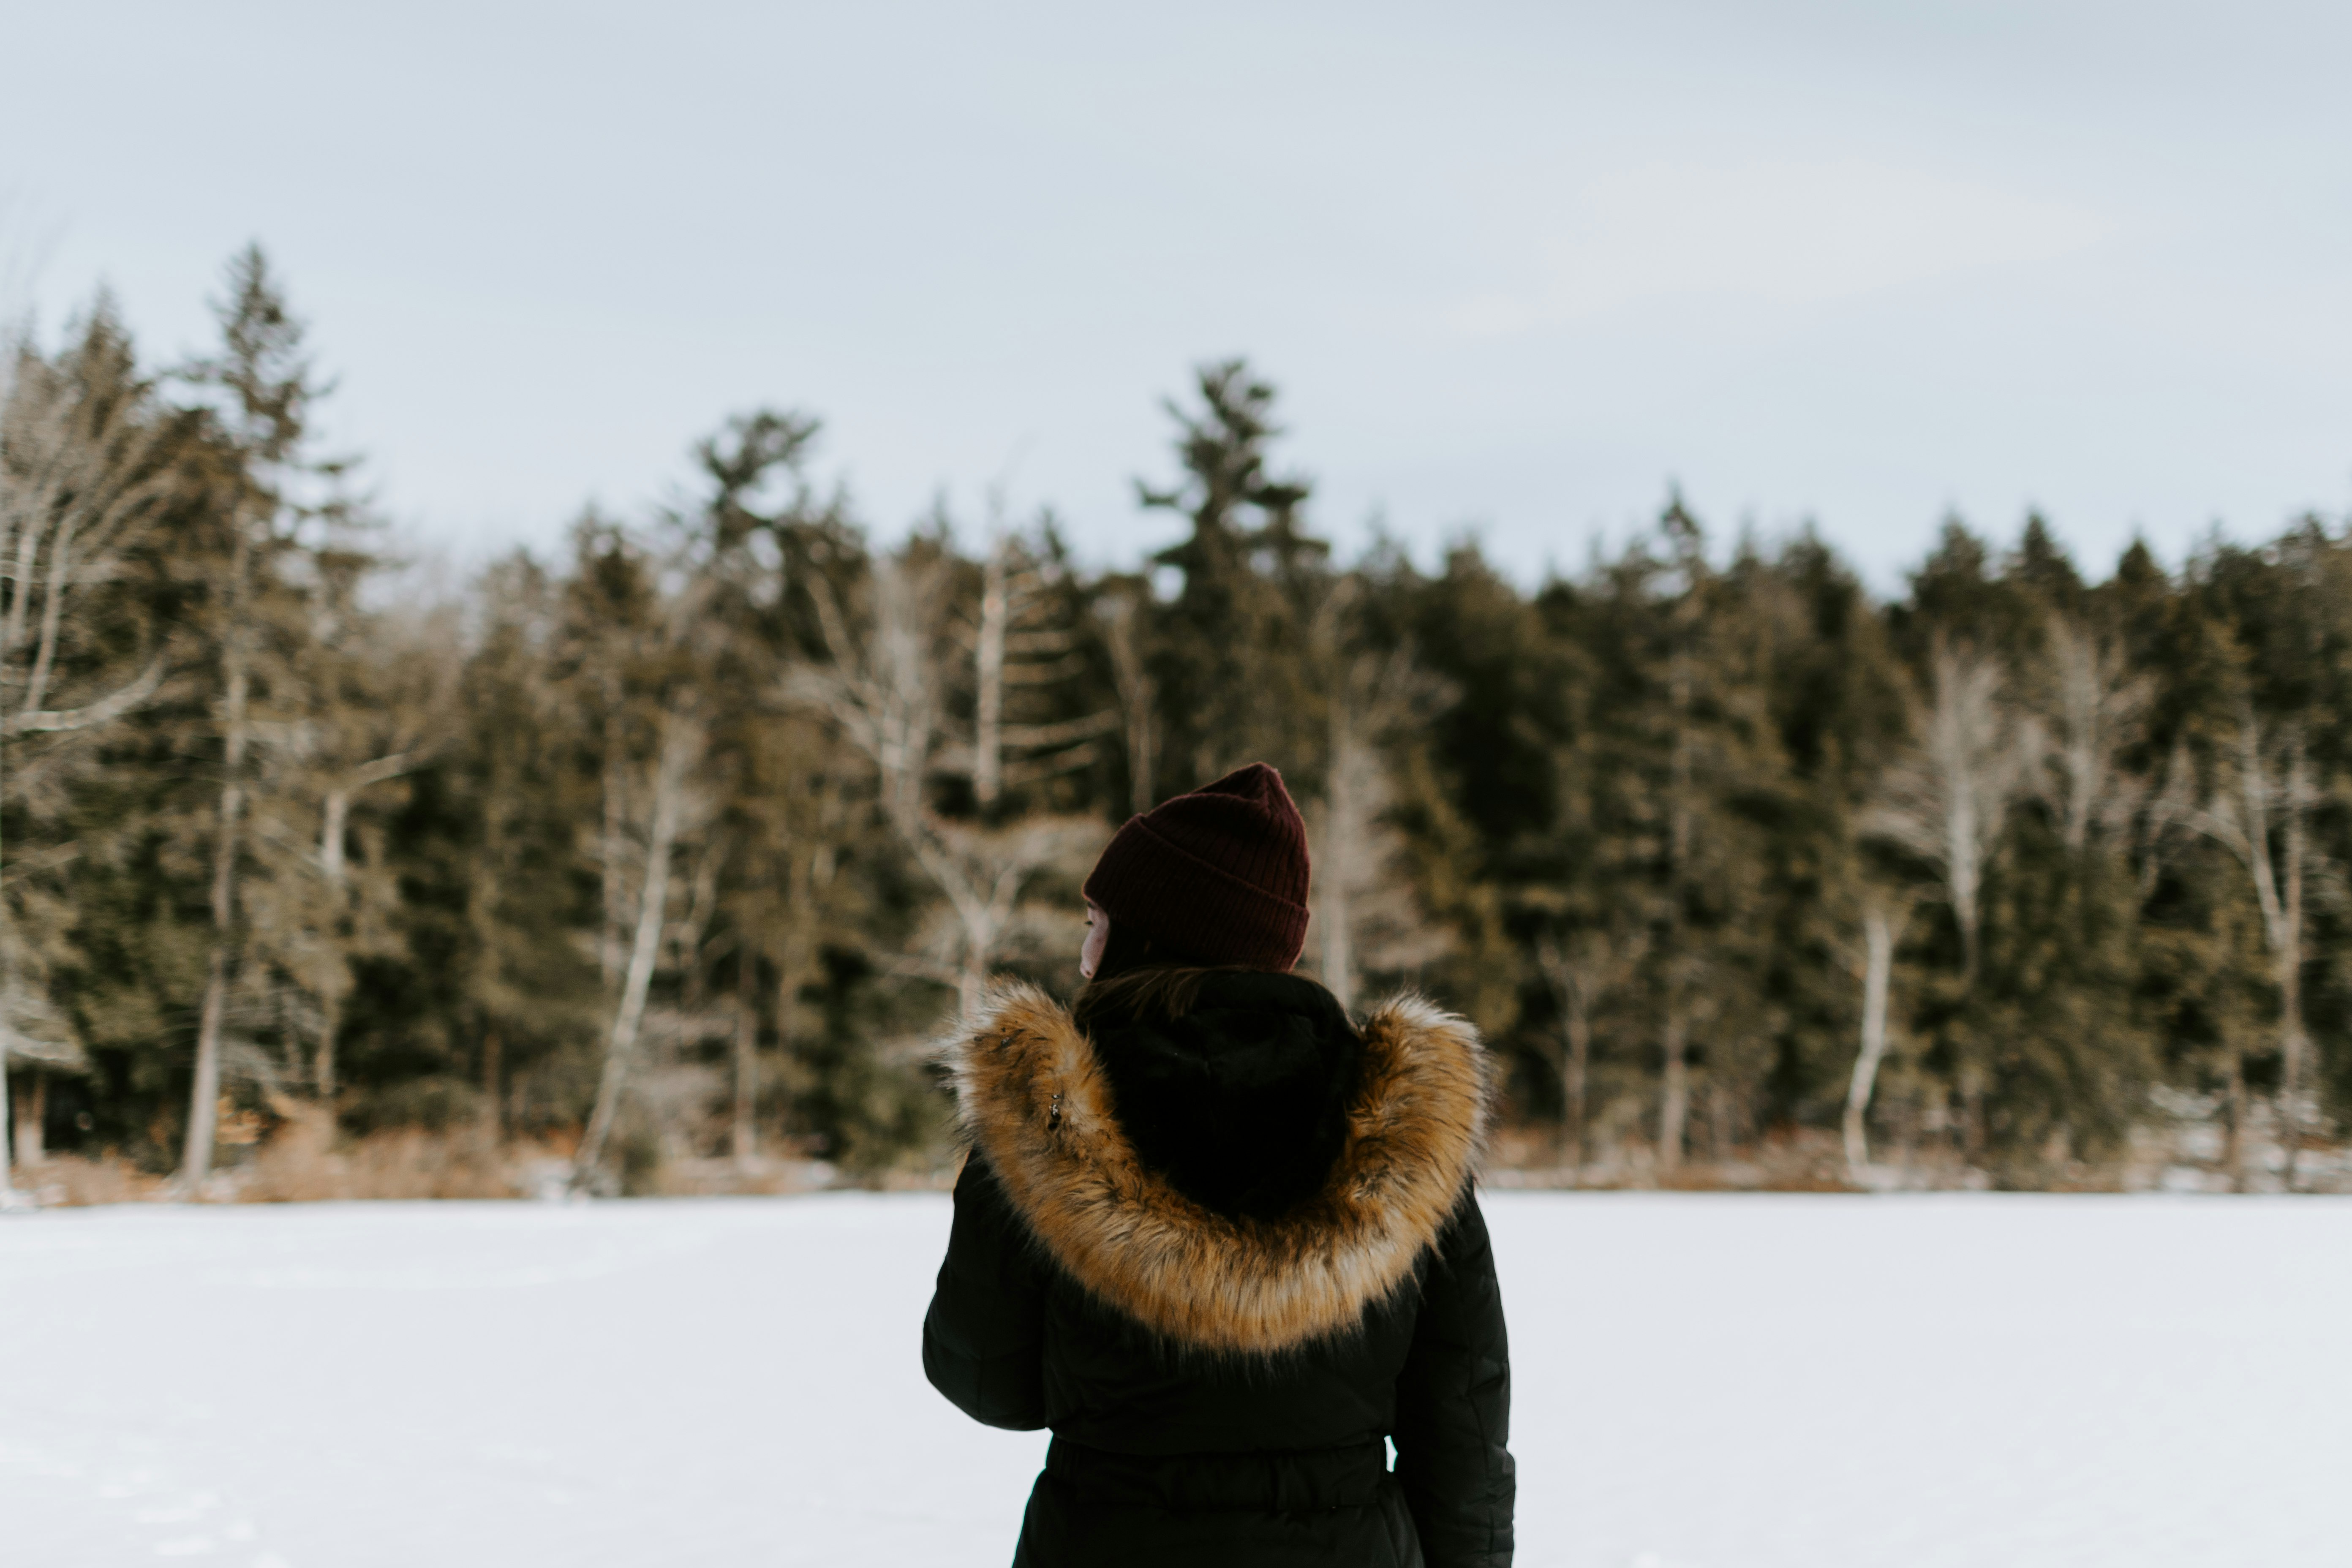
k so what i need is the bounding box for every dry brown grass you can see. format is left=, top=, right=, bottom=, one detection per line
left=235, top=1100, right=519, bottom=1202
left=649, top=1155, right=844, bottom=1196
left=14, top=1154, right=165, bottom=1206
left=1486, top=1123, right=1866, bottom=1192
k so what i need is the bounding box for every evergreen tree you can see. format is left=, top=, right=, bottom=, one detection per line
left=17, top=243, right=2352, bottom=1196
left=176, top=247, right=348, bottom=1186
left=1138, top=359, right=1324, bottom=789
left=0, top=302, right=191, bottom=1189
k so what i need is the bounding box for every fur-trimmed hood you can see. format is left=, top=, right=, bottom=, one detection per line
left=942, top=977, right=1492, bottom=1354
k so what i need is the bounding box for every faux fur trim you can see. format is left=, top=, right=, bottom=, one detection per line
left=942, top=982, right=1492, bottom=1354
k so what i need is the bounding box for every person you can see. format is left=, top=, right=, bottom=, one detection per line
left=924, top=762, right=1514, bottom=1567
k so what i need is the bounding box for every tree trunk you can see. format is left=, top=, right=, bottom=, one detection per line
left=599, top=682, right=627, bottom=991
left=10, top=1066, right=41, bottom=1166
left=185, top=626, right=252, bottom=1188
left=1127, top=690, right=1155, bottom=816
left=186, top=946, right=231, bottom=1187
left=310, top=788, right=354, bottom=1100
left=1321, top=705, right=1359, bottom=1013
left=1843, top=906, right=1895, bottom=1179
left=2217, top=716, right=2307, bottom=1190
left=774, top=944, right=800, bottom=1141
left=2278, top=743, right=2308, bottom=1189
left=1659, top=642, right=1693, bottom=1177
left=2223, top=1046, right=2249, bottom=1193
left=974, top=536, right=1007, bottom=809
left=1100, top=593, right=1155, bottom=814
left=312, top=972, right=346, bottom=1102
left=1320, top=871, right=1355, bottom=1013
left=1560, top=998, right=1589, bottom=1173
left=733, top=937, right=759, bottom=1168
left=1948, top=778, right=1982, bottom=990
left=478, top=1026, right=502, bottom=1144
left=772, top=849, right=812, bottom=1152
left=1658, top=1005, right=1688, bottom=1174
left=468, top=768, right=512, bottom=1133
left=573, top=710, right=697, bottom=1190
left=319, top=786, right=351, bottom=885
left=1925, top=642, right=2006, bottom=993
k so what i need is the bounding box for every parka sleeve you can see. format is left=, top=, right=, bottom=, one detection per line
left=922, top=1150, right=1049, bottom=1430
left=1393, top=1192, right=1515, bottom=1568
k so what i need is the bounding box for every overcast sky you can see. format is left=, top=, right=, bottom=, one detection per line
left=7, top=0, right=2350, bottom=589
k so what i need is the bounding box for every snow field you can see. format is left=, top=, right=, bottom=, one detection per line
left=2, top=1192, right=2346, bottom=1567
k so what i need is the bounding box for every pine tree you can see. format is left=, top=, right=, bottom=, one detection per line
left=177, top=246, right=346, bottom=1187
left=444, top=554, right=599, bottom=1148
left=1138, top=359, right=1324, bottom=788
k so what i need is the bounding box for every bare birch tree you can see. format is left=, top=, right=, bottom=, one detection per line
left=2028, top=613, right=2149, bottom=853
left=250, top=599, right=455, bottom=1102
left=1866, top=638, right=2021, bottom=986
left=0, top=307, right=181, bottom=1197
left=793, top=543, right=1101, bottom=1018
left=2185, top=707, right=2317, bottom=1187
left=972, top=530, right=1011, bottom=811
left=572, top=702, right=705, bottom=1188
left=1858, top=638, right=2023, bottom=1158
left=628, top=826, right=735, bottom=1165
left=1307, top=598, right=1451, bottom=1011
left=1839, top=893, right=1917, bottom=1180
left=306, top=750, right=425, bottom=1098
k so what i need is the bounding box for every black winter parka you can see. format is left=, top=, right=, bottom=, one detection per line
left=924, top=971, right=1514, bottom=1567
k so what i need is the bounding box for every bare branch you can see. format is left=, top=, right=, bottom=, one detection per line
left=343, top=746, right=429, bottom=791
left=994, top=710, right=1121, bottom=750
left=3, top=651, right=164, bottom=736
left=2029, top=612, right=2150, bottom=851
left=1862, top=638, right=2020, bottom=982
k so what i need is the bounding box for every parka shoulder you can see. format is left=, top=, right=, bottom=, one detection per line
left=940, top=981, right=1494, bottom=1355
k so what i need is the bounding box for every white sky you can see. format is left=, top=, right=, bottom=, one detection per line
left=6, top=0, right=2351, bottom=590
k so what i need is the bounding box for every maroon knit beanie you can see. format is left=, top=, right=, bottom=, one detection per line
left=1083, top=763, right=1312, bottom=971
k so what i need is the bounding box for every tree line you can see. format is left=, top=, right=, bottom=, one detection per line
left=3, top=248, right=2347, bottom=1198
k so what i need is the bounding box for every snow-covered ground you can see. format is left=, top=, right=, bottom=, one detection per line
left=4, top=1193, right=2347, bottom=1568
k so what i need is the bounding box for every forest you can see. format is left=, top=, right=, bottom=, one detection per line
left=4, top=246, right=2347, bottom=1201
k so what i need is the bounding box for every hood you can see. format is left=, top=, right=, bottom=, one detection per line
left=1087, top=970, right=1363, bottom=1222
left=942, top=977, right=1492, bottom=1354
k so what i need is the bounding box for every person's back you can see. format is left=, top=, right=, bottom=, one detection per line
left=923, top=764, right=1515, bottom=1566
